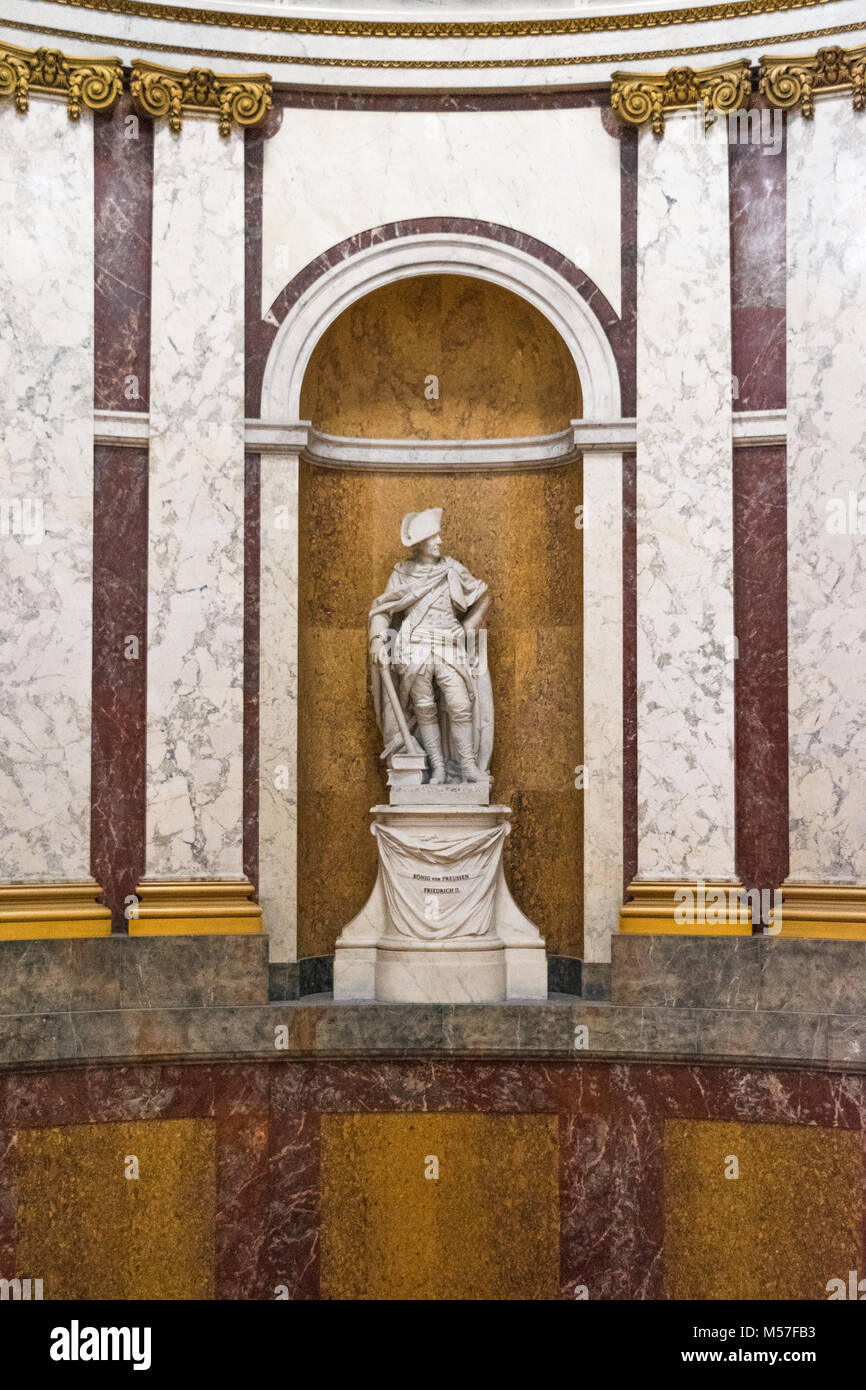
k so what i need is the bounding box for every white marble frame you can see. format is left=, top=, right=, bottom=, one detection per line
left=261, top=234, right=621, bottom=420
left=92, top=409, right=786, bottom=454
left=257, top=232, right=624, bottom=965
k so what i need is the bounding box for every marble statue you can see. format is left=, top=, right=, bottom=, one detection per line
left=335, top=506, right=546, bottom=1003
left=368, top=508, right=493, bottom=785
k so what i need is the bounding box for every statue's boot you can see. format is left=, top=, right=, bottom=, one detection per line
left=417, top=721, right=447, bottom=784
left=452, top=722, right=485, bottom=783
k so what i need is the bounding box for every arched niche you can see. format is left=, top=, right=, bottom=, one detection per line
left=295, top=272, right=584, bottom=957
left=299, top=274, right=582, bottom=438
left=257, top=230, right=624, bottom=973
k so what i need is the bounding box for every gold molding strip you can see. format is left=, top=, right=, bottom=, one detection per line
left=0, top=36, right=121, bottom=117
left=620, top=879, right=753, bottom=935
left=130, top=58, right=271, bottom=132
left=612, top=58, right=751, bottom=133
left=770, top=883, right=866, bottom=938
left=131, top=878, right=263, bottom=934
left=34, top=0, right=836, bottom=40
left=3, top=14, right=866, bottom=70
left=760, top=40, right=866, bottom=113
left=0, top=881, right=112, bottom=939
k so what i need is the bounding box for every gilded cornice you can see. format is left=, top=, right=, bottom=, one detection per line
left=0, top=37, right=121, bottom=116
left=759, top=40, right=866, bottom=113
left=130, top=58, right=271, bottom=133
left=4, top=14, right=866, bottom=69
left=611, top=58, right=751, bottom=134
left=32, top=0, right=836, bottom=39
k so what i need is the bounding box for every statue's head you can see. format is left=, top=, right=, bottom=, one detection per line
left=400, top=508, right=442, bottom=561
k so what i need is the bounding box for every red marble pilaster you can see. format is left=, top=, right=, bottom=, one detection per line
left=729, top=107, right=786, bottom=413
left=94, top=96, right=153, bottom=412
left=729, top=115, right=788, bottom=899
left=733, top=444, right=789, bottom=894
left=90, top=446, right=148, bottom=931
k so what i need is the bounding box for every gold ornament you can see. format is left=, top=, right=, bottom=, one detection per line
left=611, top=59, right=751, bottom=135
left=759, top=41, right=866, bottom=115
left=130, top=59, right=271, bottom=134
left=32, top=0, right=839, bottom=40
left=0, top=39, right=121, bottom=118
left=4, top=10, right=866, bottom=71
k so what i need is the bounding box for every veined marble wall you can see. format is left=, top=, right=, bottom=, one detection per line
left=145, top=118, right=246, bottom=882
left=635, top=113, right=737, bottom=885
left=787, top=97, right=866, bottom=886
left=4, top=58, right=866, bottom=959
left=261, top=104, right=622, bottom=319
left=0, top=98, right=95, bottom=882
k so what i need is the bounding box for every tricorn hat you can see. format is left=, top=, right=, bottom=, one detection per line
left=401, top=507, right=442, bottom=548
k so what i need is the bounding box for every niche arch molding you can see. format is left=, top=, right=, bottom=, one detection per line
left=260, top=231, right=622, bottom=425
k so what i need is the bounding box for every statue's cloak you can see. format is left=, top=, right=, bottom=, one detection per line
left=368, top=556, right=494, bottom=777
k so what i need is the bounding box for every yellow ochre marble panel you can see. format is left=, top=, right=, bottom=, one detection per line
left=15, top=1119, right=215, bottom=1300
left=664, top=1119, right=861, bottom=1300
left=320, top=1112, right=559, bottom=1300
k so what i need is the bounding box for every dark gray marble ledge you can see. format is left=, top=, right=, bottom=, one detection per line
left=2, top=934, right=866, bottom=1073
left=1, top=995, right=866, bottom=1072
left=611, top=934, right=866, bottom=1014
left=0, top=935, right=269, bottom=1014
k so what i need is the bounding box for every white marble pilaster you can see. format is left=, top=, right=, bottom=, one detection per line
left=581, top=447, right=623, bottom=960
left=635, top=113, right=736, bottom=882
left=145, top=118, right=246, bottom=881
left=786, top=99, right=866, bottom=884
left=0, top=99, right=95, bottom=881
left=258, top=447, right=300, bottom=961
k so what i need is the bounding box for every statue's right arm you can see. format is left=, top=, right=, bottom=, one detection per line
left=369, top=629, right=390, bottom=667
left=369, top=596, right=393, bottom=667
left=369, top=567, right=403, bottom=666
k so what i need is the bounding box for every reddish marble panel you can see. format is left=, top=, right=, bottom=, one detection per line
left=94, top=97, right=153, bottom=412
left=729, top=112, right=786, bottom=413
left=1, top=1057, right=861, bottom=1300
left=733, top=445, right=789, bottom=894
left=214, top=1067, right=271, bottom=1301
left=244, top=122, right=274, bottom=420
left=91, top=446, right=148, bottom=931
left=278, top=91, right=606, bottom=114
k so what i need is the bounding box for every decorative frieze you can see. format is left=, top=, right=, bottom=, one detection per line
left=759, top=43, right=866, bottom=116
left=0, top=40, right=121, bottom=119
left=611, top=59, right=751, bottom=136
left=130, top=60, right=272, bottom=135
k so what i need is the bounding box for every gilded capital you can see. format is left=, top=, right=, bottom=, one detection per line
left=611, top=59, right=751, bottom=136
left=759, top=42, right=866, bottom=117
left=130, top=60, right=272, bottom=135
left=0, top=40, right=122, bottom=120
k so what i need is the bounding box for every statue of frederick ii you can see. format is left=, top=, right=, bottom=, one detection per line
left=368, top=508, right=493, bottom=785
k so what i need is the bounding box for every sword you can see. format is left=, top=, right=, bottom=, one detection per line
left=378, top=657, right=423, bottom=757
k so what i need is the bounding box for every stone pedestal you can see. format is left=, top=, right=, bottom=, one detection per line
left=334, top=805, right=546, bottom=1003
